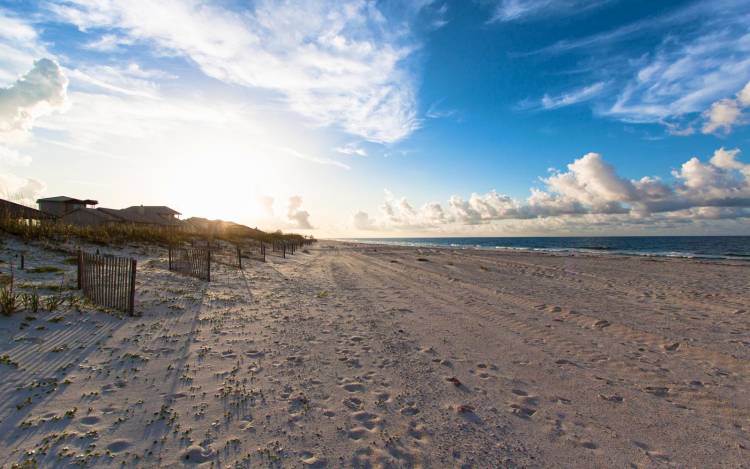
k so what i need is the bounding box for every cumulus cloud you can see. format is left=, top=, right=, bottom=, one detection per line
left=258, top=195, right=274, bottom=216
left=48, top=0, right=426, bottom=143
left=0, top=171, right=45, bottom=205
left=0, top=58, right=69, bottom=142
left=287, top=195, right=313, bottom=230
left=352, top=210, right=377, bottom=230
left=702, top=81, right=750, bottom=135
left=356, top=147, right=750, bottom=231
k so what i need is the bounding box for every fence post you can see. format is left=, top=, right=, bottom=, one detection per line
left=128, top=258, right=136, bottom=316
left=77, top=249, right=82, bottom=290
left=237, top=246, right=242, bottom=269
left=168, top=245, right=172, bottom=270
left=207, top=249, right=211, bottom=282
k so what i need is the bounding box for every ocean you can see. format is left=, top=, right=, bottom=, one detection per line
left=345, top=236, right=750, bottom=260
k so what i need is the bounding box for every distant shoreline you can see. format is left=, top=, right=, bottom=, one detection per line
left=330, top=236, right=750, bottom=262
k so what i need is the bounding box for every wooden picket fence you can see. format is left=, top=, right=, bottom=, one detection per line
left=77, top=250, right=137, bottom=315
left=168, top=246, right=211, bottom=281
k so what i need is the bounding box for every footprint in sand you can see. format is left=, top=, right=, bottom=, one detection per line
left=343, top=397, right=364, bottom=410
left=181, top=445, right=215, bottom=464
left=79, top=415, right=101, bottom=425
left=352, top=410, right=382, bottom=430
left=509, top=389, right=539, bottom=418
left=106, top=440, right=131, bottom=453
left=300, top=452, right=327, bottom=467
left=400, top=402, right=420, bottom=415
left=342, top=382, right=366, bottom=393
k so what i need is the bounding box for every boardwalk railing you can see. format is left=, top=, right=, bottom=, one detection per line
left=168, top=246, right=210, bottom=281
left=77, top=250, right=136, bottom=315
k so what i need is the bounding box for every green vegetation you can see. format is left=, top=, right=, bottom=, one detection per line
left=1, top=274, right=19, bottom=316
left=21, top=290, right=40, bottom=313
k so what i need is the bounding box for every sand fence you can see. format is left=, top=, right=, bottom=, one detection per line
left=77, top=250, right=137, bottom=315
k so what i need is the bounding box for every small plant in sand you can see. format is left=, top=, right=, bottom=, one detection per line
left=1, top=285, right=20, bottom=316
left=0, top=354, right=19, bottom=368
left=21, top=290, right=40, bottom=313
left=44, top=294, right=65, bottom=312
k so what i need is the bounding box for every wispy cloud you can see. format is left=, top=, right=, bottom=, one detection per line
left=539, top=82, right=606, bottom=110
left=488, top=0, right=611, bottom=23
left=47, top=0, right=430, bottom=143
left=335, top=142, right=367, bottom=157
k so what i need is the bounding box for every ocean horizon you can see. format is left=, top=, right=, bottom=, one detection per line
left=341, top=236, right=750, bottom=260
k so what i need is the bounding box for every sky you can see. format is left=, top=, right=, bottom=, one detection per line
left=1, top=0, right=750, bottom=237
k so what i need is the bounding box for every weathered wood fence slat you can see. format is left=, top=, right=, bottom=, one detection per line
left=168, top=246, right=211, bottom=281
left=77, top=250, right=136, bottom=314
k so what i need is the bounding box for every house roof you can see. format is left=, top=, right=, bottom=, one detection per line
left=37, top=196, right=98, bottom=205
left=124, top=205, right=181, bottom=215
left=97, top=207, right=180, bottom=226
left=62, top=207, right=121, bottom=221
left=0, top=198, right=57, bottom=220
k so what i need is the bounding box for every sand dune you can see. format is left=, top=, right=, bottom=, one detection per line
left=1, top=239, right=748, bottom=467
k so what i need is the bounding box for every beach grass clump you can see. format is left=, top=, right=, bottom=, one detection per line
left=44, top=294, right=65, bottom=312
left=0, top=213, right=188, bottom=246
left=21, top=290, right=40, bottom=313
left=0, top=283, right=19, bottom=316
left=29, top=266, right=63, bottom=274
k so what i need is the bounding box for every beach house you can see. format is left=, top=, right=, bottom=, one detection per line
left=37, top=196, right=98, bottom=217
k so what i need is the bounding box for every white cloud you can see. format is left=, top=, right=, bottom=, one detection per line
left=489, top=0, right=610, bottom=23
left=48, top=0, right=426, bottom=143
left=701, top=80, right=750, bottom=135
left=287, top=195, right=313, bottom=229
left=0, top=10, right=50, bottom=83
left=352, top=210, right=376, bottom=230
left=335, top=142, right=367, bottom=157
left=356, top=147, right=750, bottom=231
left=0, top=170, right=45, bottom=205
left=739, top=81, right=750, bottom=106
left=702, top=99, right=742, bottom=134
left=0, top=58, right=69, bottom=142
left=540, top=82, right=606, bottom=110
left=84, top=33, right=134, bottom=52
left=0, top=145, right=31, bottom=166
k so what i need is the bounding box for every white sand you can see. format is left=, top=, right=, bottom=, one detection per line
left=0, top=238, right=748, bottom=467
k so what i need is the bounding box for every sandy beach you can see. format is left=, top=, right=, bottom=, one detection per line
left=1, top=239, right=749, bottom=468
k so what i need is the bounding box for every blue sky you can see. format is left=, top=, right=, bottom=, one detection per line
left=1, top=0, right=750, bottom=236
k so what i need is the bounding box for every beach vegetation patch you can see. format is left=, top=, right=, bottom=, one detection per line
left=29, top=266, right=63, bottom=273
left=1, top=285, right=20, bottom=316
